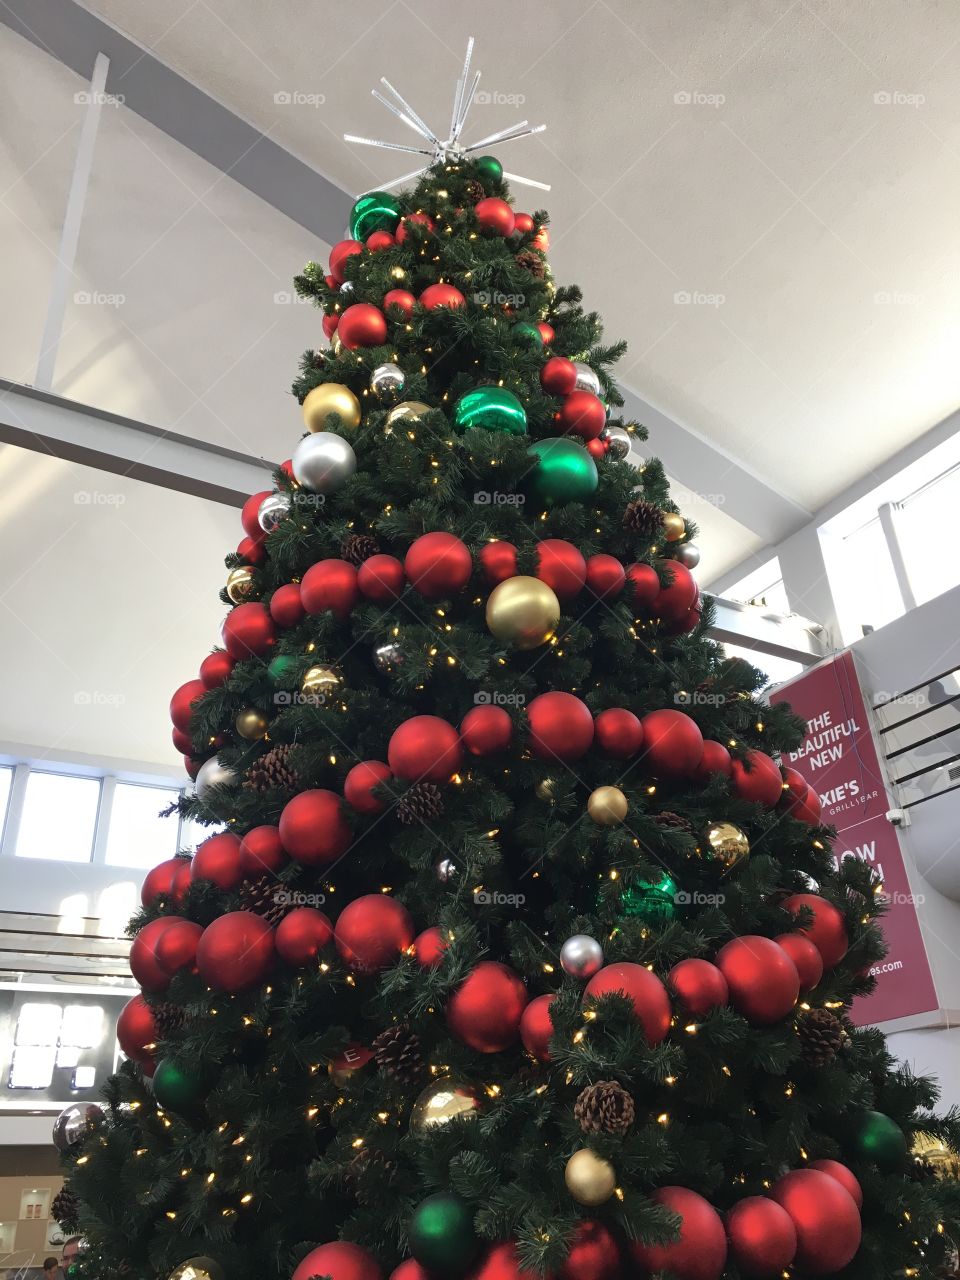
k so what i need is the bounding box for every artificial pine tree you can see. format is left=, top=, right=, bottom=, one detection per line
left=54, top=81, right=960, bottom=1280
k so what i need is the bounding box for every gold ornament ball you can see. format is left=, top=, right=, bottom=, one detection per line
left=486, top=576, right=560, bottom=651
left=330, top=332, right=344, bottom=357
left=564, top=1149, right=616, bottom=1206
left=385, top=400, right=432, bottom=430
left=389, top=265, right=408, bottom=281
left=302, top=665, right=342, bottom=700
left=704, top=821, right=750, bottom=870
left=235, top=708, right=269, bottom=740
left=302, top=383, right=362, bottom=433
left=409, top=1076, right=482, bottom=1133
left=662, top=512, right=685, bottom=542
left=912, top=1131, right=960, bottom=1179
left=587, top=786, right=628, bottom=826
left=536, top=778, right=556, bottom=801
left=166, top=1260, right=224, bottom=1280
left=226, top=565, right=256, bottom=604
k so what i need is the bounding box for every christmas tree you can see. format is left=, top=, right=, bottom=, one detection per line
left=55, top=62, right=960, bottom=1280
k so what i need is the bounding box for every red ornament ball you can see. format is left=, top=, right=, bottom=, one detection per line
left=557, top=390, right=606, bottom=441
left=404, top=532, right=473, bottom=599
left=584, top=963, right=671, bottom=1045
left=141, top=856, right=191, bottom=908
left=279, top=790, right=352, bottom=867
left=197, top=911, right=274, bottom=992
left=715, top=936, right=800, bottom=1026
left=154, top=918, right=203, bottom=980
left=116, top=995, right=158, bottom=1064
left=769, top=1169, right=861, bottom=1274
left=172, top=727, right=192, bottom=754
left=475, top=197, right=515, bottom=235
left=792, top=784, right=823, bottom=826
left=668, top=958, right=729, bottom=1018
left=239, top=825, right=286, bottom=877
left=322, top=313, right=338, bottom=341
left=519, top=992, right=555, bottom=1062
left=779, top=765, right=809, bottom=813
left=269, top=583, right=304, bottom=628
left=585, top=554, right=625, bottom=598
left=479, top=541, right=518, bottom=585
left=774, top=932, right=824, bottom=992
left=388, top=715, right=462, bottom=783
left=366, top=229, right=395, bottom=251
left=222, top=603, right=276, bottom=660
left=191, top=831, right=243, bottom=891
left=558, top=1222, right=620, bottom=1280
left=357, top=554, right=405, bottom=602
left=536, top=322, right=555, bottom=345
left=809, top=1159, right=863, bottom=1209
left=419, top=283, right=466, bottom=310
left=413, top=926, right=447, bottom=969
left=781, top=893, right=849, bottom=968
left=536, top=539, right=586, bottom=600
left=237, top=535, right=265, bottom=565
left=693, top=739, right=733, bottom=781
left=241, top=490, right=272, bottom=537
left=631, top=1187, right=727, bottom=1280
left=469, top=1242, right=542, bottom=1280
left=725, top=1196, right=798, bottom=1278
left=383, top=289, right=416, bottom=318
left=170, top=678, right=205, bottom=732
left=626, top=563, right=660, bottom=609
left=513, top=212, right=535, bottom=234
left=329, top=238, right=363, bottom=284
left=541, top=356, right=577, bottom=396
left=586, top=438, right=607, bottom=460
left=338, top=302, right=387, bottom=350
left=527, top=692, right=594, bottom=762
left=391, top=1264, right=431, bottom=1280
left=656, top=560, right=698, bottom=622
left=396, top=212, right=434, bottom=244
left=292, top=1242, right=382, bottom=1280
left=130, top=917, right=178, bottom=993
left=301, top=559, right=359, bottom=620
left=460, top=705, right=513, bottom=757
left=275, top=907, right=333, bottom=966
left=640, top=709, right=704, bottom=778
left=447, top=961, right=528, bottom=1053
left=731, top=750, right=783, bottom=808
left=594, top=708, right=644, bottom=758
left=335, top=894, right=414, bottom=973
left=199, top=651, right=234, bottom=691
left=344, top=760, right=393, bottom=814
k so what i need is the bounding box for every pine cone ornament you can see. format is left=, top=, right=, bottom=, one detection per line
left=797, top=1008, right=844, bottom=1065
left=515, top=249, right=546, bottom=279
left=396, top=781, right=444, bottom=826
left=574, top=1081, right=635, bottom=1136
left=654, top=810, right=694, bottom=834
left=371, top=1024, right=425, bottom=1084
left=238, top=874, right=292, bottom=927
left=346, top=1145, right=396, bottom=1191
left=152, top=1001, right=185, bottom=1040
left=623, top=499, right=664, bottom=540
left=465, top=178, right=485, bottom=202
left=341, top=532, right=380, bottom=566
left=52, top=1185, right=80, bottom=1230
left=244, top=744, right=300, bottom=794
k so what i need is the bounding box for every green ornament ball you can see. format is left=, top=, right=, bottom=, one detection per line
left=152, top=1058, right=207, bottom=1113
left=513, top=321, right=543, bottom=349
left=454, top=385, right=527, bottom=436
left=526, top=437, right=599, bottom=506
left=408, top=1192, right=478, bottom=1275
left=267, top=653, right=300, bottom=684
left=852, top=1110, right=907, bottom=1168
left=619, top=873, right=679, bottom=922
left=474, top=155, right=503, bottom=183
left=349, top=190, right=402, bottom=241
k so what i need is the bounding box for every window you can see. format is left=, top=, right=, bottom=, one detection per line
left=838, top=516, right=905, bottom=637
left=722, top=643, right=804, bottom=691
left=104, top=781, right=181, bottom=868
left=898, top=463, right=960, bottom=606
left=0, top=766, right=12, bottom=837
left=724, top=557, right=790, bottom=613
left=15, top=773, right=101, bottom=862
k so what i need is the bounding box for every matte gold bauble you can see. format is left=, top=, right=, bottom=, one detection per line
left=409, top=1076, right=482, bottom=1133
left=226, top=566, right=255, bottom=604
left=662, top=512, right=685, bottom=542
left=564, top=1149, right=616, bottom=1205
left=587, top=786, right=628, bottom=826
left=302, top=383, right=362, bottom=433
left=704, top=820, right=750, bottom=870
left=235, top=708, right=269, bottom=740
left=302, top=665, right=342, bottom=700
left=485, top=576, right=560, bottom=650
left=385, top=400, right=432, bottom=429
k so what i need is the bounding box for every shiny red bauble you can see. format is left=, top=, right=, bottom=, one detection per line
left=357, top=554, right=405, bottom=602
left=275, top=907, right=333, bottom=967
left=668, top=958, right=729, bottom=1018
left=154, top=918, right=203, bottom=981
left=626, top=562, right=660, bottom=609
left=300, top=558, right=359, bottom=620
left=656, top=560, right=698, bottom=622
left=222, top=603, right=276, bottom=660
left=197, top=911, right=275, bottom=992
left=513, top=212, right=535, bottom=234
left=780, top=765, right=809, bottom=811
left=383, top=289, right=416, bottom=317
left=335, top=894, right=415, bottom=973
left=774, top=932, right=824, bottom=992
left=479, top=541, right=518, bottom=584
left=640, top=709, right=704, bottom=777
left=199, top=651, right=234, bottom=691
left=475, top=197, right=515, bottom=235
left=792, top=786, right=822, bottom=826
left=586, top=437, right=606, bottom=460
left=170, top=678, right=205, bottom=731
left=338, top=303, right=388, bottom=349
left=809, top=1159, right=863, bottom=1209
left=241, top=490, right=272, bottom=537
left=731, top=750, right=783, bottom=807
left=130, top=917, right=178, bottom=992
left=631, top=1187, right=727, bottom=1280
left=781, top=893, right=849, bottom=968
left=769, top=1169, right=861, bottom=1274
left=141, top=855, right=191, bottom=908
left=323, top=313, right=338, bottom=341
left=329, top=239, right=363, bottom=284
left=558, top=1221, right=620, bottom=1280
left=420, top=283, right=466, bottom=310
left=557, top=390, right=606, bottom=441
left=116, top=995, right=158, bottom=1064
left=279, top=790, right=352, bottom=866
left=715, top=936, right=800, bottom=1026
left=725, top=1196, right=798, bottom=1278
left=269, top=583, right=304, bottom=628
left=344, top=760, right=393, bottom=814
left=237, top=535, right=265, bottom=565
left=585, top=554, right=626, bottom=598
left=396, top=213, right=434, bottom=243
left=469, top=1242, right=542, bottom=1280
left=694, top=739, right=733, bottom=781
left=239, top=825, right=286, bottom=877
left=172, top=727, right=192, bottom=754
left=404, top=532, right=473, bottom=598
left=366, top=230, right=395, bottom=251
left=584, top=963, right=671, bottom=1045
left=413, top=926, right=447, bottom=968
left=388, top=715, right=462, bottom=783
left=594, top=707, right=644, bottom=758
left=461, top=705, right=513, bottom=756
left=527, top=692, right=594, bottom=761
left=536, top=539, right=586, bottom=600
left=292, top=1241, right=382, bottom=1280
left=536, top=322, right=555, bottom=345
left=447, top=961, right=528, bottom=1053
left=519, top=992, right=555, bottom=1062
left=190, top=831, right=243, bottom=890
left=541, top=355, right=577, bottom=396
left=390, top=1263, right=431, bottom=1280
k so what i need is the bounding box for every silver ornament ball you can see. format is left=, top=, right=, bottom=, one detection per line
left=194, top=756, right=239, bottom=800
left=339, top=280, right=355, bottom=298
left=257, top=491, right=291, bottom=533
left=603, top=425, right=632, bottom=461
left=675, top=543, right=701, bottom=569
left=53, top=1102, right=105, bottom=1152
left=436, top=857, right=458, bottom=882
left=292, top=431, right=357, bottom=494
left=560, top=934, right=604, bottom=980
left=370, top=362, right=406, bottom=402
left=573, top=361, right=601, bottom=396
left=374, top=642, right=403, bottom=672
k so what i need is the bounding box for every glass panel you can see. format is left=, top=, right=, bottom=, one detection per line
left=178, top=812, right=225, bottom=852
left=899, top=465, right=960, bottom=606
left=15, top=772, right=101, bottom=862
left=0, top=765, right=12, bottom=838
left=104, top=782, right=180, bottom=868
left=14, top=1003, right=61, bottom=1046
left=9, top=1046, right=56, bottom=1089
left=722, top=644, right=804, bottom=691
left=61, top=1004, right=105, bottom=1049
left=834, top=517, right=905, bottom=642
left=724, top=557, right=790, bottom=613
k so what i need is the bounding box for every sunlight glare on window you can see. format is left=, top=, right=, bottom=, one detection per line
left=104, top=782, right=180, bottom=868
left=15, top=772, right=101, bottom=861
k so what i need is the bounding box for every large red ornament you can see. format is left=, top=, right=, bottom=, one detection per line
left=769, top=1169, right=861, bottom=1274
left=222, top=603, right=276, bottom=660
left=154, top=918, right=203, bottom=981
left=344, top=760, right=393, bottom=814
left=170, top=679, right=205, bottom=732
left=391, top=1263, right=431, bottom=1280
left=447, top=961, right=528, bottom=1053
left=383, top=289, right=416, bottom=317
left=413, top=926, right=447, bottom=969
left=141, top=856, right=191, bottom=908
left=479, top=541, right=518, bottom=584
left=475, top=197, right=515, bottom=235
left=594, top=708, right=644, bottom=758
left=461, top=705, right=513, bottom=756
left=199, top=651, right=234, bottom=691
left=781, top=893, right=848, bottom=968
left=640, top=709, right=704, bottom=777
left=300, top=559, right=359, bottom=620
left=519, top=992, right=555, bottom=1062
left=541, top=356, right=577, bottom=396
left=396, top=212, right=434, bottom=243
left=196, top=911, right=275, bottom=992
left=190, top=831, right=243, bottom=890
left=366, top=230, right=395, bottom=251
left=275, top=908, right=333, bottom=966
left=470, top=1243, right=542, bottom=1280
left=329, top=239, right=363, bottom=284
left=731, top=750, right=783, bottom=808
left=536, top=539, right=586, bottom=600
left=558, top=1222, right=620, bottom=1280
left=239, top=825, right=287, bottom=877
left=335, top=894, right=414, bottom=973
left=536, top=322, right=555, bottom=345
left=631, top=1187, right=727, bottom=1280
left=668, top=958, right=729, bottom=1018
left=388, top=716, right=462, bottom=783
left=557, top=390, right=606, bottom=441
left=269, top=583, right=304, bottom=629
left=655, top=560, right=697, bottom=622
left=404, top=532, right=473, bottom=599
left=780, top=766, right=809, bottom=813
left=583, top=963, right=671, bottom=1045
left=116, top=995, right=158, bottom=1064
left=791, top=785, right=822, bottom=826
left=420, top=283, right=466, bottom=310
left=241, top=490, right=272, bottom=537
left=338, top=303, right=388, bottom=349
left=357, top=554, right=405, bottom=602
left=693, top=740, right=732, bottom=781
left=809, top=1160, right=863, bottom=1209
left=513, top=212, right=535, bottom=234
left=130, top=917, right=178, bottom=992
left=725, top=1196, right=798, bottom=1278
left=292, top=1242, right=382, bottom=1280
left=585, top=554, right=625, bottom=599
left=527, top=692, right=594, bottom=761
left=626, top=563, right=660, bottom=609
left=774, top=932, right=824, bottom=992
left=715, top=936, right=800, bottom=1026
left=279, top=790, right=352, bottom=866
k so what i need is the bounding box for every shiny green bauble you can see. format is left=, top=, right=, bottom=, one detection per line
left=851, top=1110, right=907, bottom=1169
left=349, top=190, right=402, bottom=241
left=267, top=654, right=299, bottom=684
left=454, top=385, right=527, bottom=436
left=152, top=1058, right=207, bottom=1113
left=474, top=155, right=503, bottom=183
left=513, top=321, right=543, bottom=348
left=409, top=1193, right=478, bottom=1275
left=526, top=437, right=599, bottom=506
left=619, top=873, right=679, bottom=922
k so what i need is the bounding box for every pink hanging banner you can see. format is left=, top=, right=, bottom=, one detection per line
left=770, top=650, right=938, bottom=1026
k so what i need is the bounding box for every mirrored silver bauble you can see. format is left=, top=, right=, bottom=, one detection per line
left=374, top=642, right=403, bottom=672
left=603, top=426, right=632, bottom=460
left=675, top=543, right=700, bottom=569
left=370, top=362, right=406, bottom=402
left=257, top=491, right=291, bottom=533
left=436, top=858, right=458, bottom=882
left=292, top=431, right=357, bottom=494
left=194, top=756, right=239, bottom=800
left=53, top=1102, right=105, bottom=1151
left=339, top=280, right=355, bottom=298
left=573, top=361, right=601, bottom=395
left=560, top=934, right=604, bottom=980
